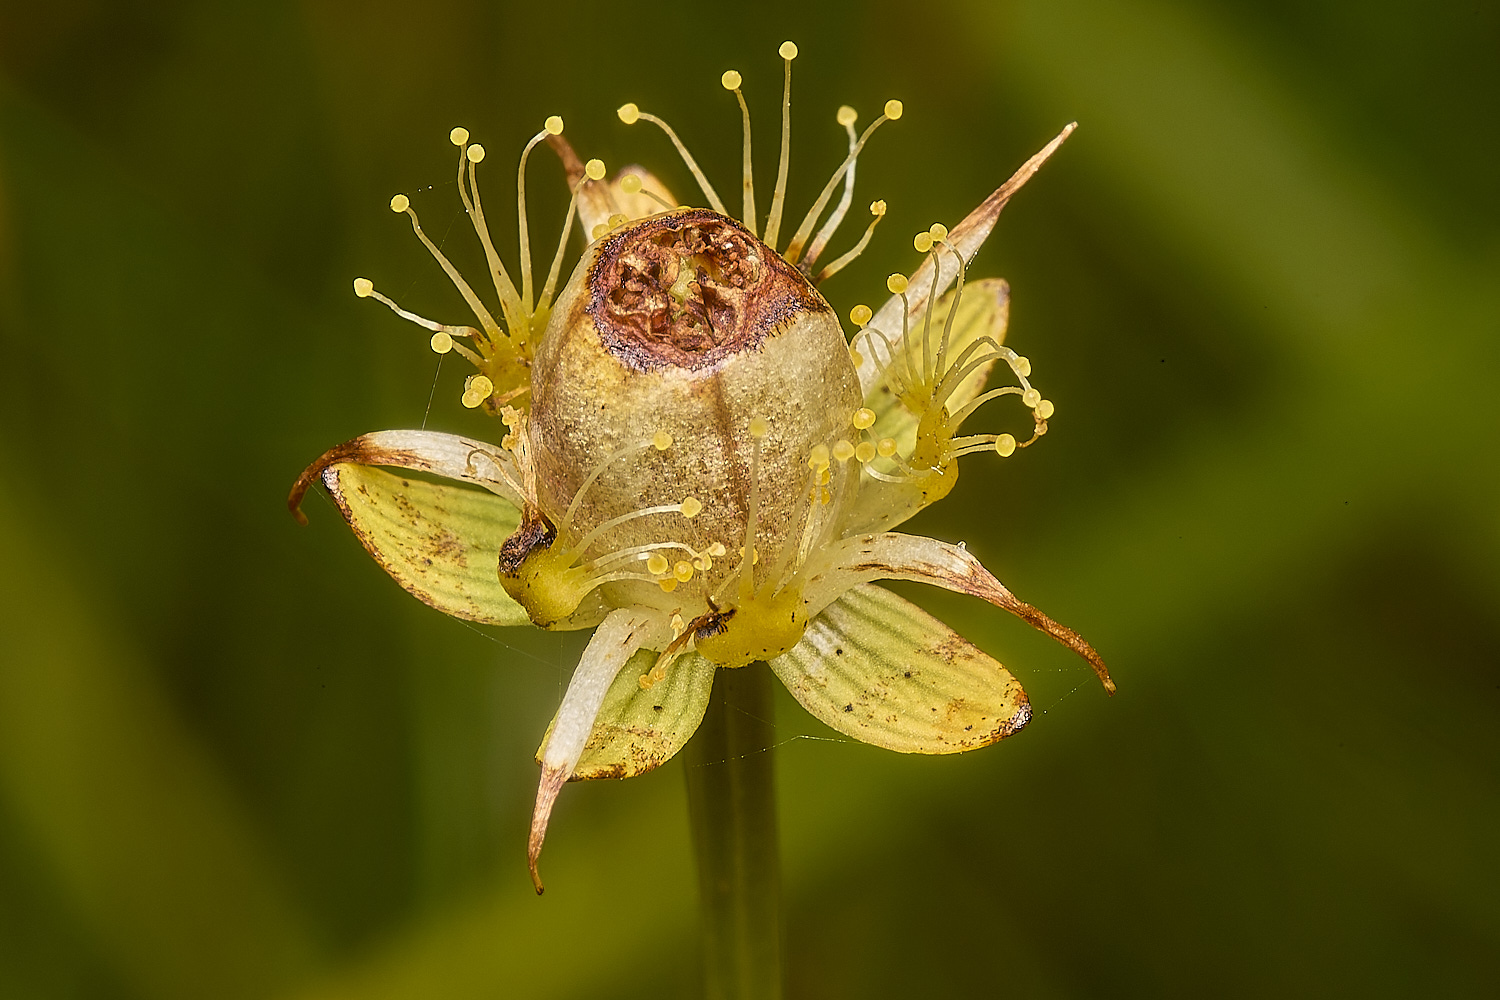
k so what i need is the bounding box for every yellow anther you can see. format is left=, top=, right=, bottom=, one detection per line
left=870, top=200, right=887, bottom=216
left=659, top=578, right=679, bottom=593
left=884, top=99, right=904, bottom=120
left=353, top=277, right=374, bottom=298
left=462, top=375, right=494, bottom=408
left=854, top=441, right=877, bottom=464
left=887, top=273, right=909, bottom=294
left=995, top=433, right=1018, bottom=457
left=680, top=496, right=703, bottom=519
left=694, top=554, right=713, bottom=572
left=832, top=440, right=856, bottom=462
left=809, top=443, right=831, bottom=468
left=779, top=40, right=798, bottom=60
left=647, top=553, right=670, bottom=576
left=738, top=545, right=760, bottom=565
left=837, top=105, right=858, bottom=127
left=591, top=223, right=610, bottom=240
left=620, top=173, right=643, bottom=194
left=449, top=126, right=469, bottom=146
left=544, top=115, right=564, bottom=135
left=929, top=222, right=949, bottom=241
left=817, top=466, right=832, bottom=486
left=607, top=213, right=628, bottom=229
left=673, top=561, right=694, bottom=583
left=820, top=487, right=832, bottom=506
left=849, top=348, right=864, bottom=368
left=1022, top=388, right=1042, bottom=408
left=650, top=663, right=668, bottom=683
left=721, top=70, right=742, bottom=90
left=749, top=416, right=770, bottom=439
left=389, top=194, right=410, bottom=213
left=707, top=542, right=727, bottom=557
left=853, top=407, right=876, bottom=429
left=877, top=437, right=897, bottom=458
left=1037, top=399, right=1056, bottom=419
left=466, top=144, right=485, bottom=164
left=914, top=232, right=934, bottom=253
left=849, top=304, right=873, bottom=326
left=430, top=331, right=453, bottom=354
left=652, top=430, right=673, bottom=451
left=585, top=158, right=607, bottom=181
left=618, top=103, right=641, bottom=125
left=1014, top=356, right=1032, bottom=377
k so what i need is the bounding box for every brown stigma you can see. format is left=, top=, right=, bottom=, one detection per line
left=587, top=209, right=826, bottom=372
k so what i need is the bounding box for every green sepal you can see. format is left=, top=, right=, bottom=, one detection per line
left=323, top=463, right=529, bottom=627
left=863, top=277, right=1010, bottom=455
left=771, top=583, right=1030, bottom=753
left=537, top=649, right=717, bottom=780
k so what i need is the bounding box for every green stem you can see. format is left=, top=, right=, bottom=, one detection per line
left=684, top=663, right=783, bottom=1000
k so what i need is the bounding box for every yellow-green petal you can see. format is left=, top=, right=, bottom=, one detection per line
left=537, top=650, right=716, bottom=780
left=771, top=583, right=1030, bottom=753
left=323, top=463, right=529, bottom=627
left=863, top=277, right=1010, bottom=456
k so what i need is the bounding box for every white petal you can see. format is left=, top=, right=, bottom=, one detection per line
left=528, top=608, right=667, bottom=892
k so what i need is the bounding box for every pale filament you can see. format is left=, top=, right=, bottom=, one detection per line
left=452, top=136, right=526, bottom=335
left=761, top=43, right=797, bottom=250
left=801, top=108, right=860, bottom=270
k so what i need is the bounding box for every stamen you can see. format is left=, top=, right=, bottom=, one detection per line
left=761, top=41, right=798, bottom=250
left=852, top=407, right=876, bottom=429
left=538, top=158, right=607, bottom=309
left=617, top=103, right=728, bottom=215
left=353, top=278, right=485, bottom=366
left=452, top=135, right=527, bottom=335
left=570, top=500, right=697, bottom=558
left=390, top=196, right=502, bottom=336
left=801, top=106, right=860, bottom=270
left=722, top=70, right=757, bottom=235
left=782, top=99, right=902, bottom=265
left=560, top=439, right=654, bottom=537
left=814, top=200, right=887, bottom=284
left=517, top=117, right=567, bottom=314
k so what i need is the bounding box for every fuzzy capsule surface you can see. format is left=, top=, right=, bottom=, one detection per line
left=519, top=209, right=862, bottom=652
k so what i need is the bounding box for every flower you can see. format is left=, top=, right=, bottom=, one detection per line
left=289, top=41, right=1114, bottom=894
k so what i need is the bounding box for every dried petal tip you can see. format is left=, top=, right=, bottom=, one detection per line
left=528, top=765, right=569, bottom=895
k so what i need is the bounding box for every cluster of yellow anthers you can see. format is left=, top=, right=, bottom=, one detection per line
left=294, top=39, right=1111, bottom=895
left=351, top=116, right=608, bottom=413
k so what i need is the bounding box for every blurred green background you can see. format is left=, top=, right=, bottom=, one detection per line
left=2, top=0, right=1497, bottom=996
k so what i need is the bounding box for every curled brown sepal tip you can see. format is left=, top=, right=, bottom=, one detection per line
left=528, top=764, right=569, bottom=895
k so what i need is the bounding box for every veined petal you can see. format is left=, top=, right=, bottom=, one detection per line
left=289, top=429, right=524, bottom=519
left=529, top=609, right=667, bottom=893
left=806, top=531, right=1115, bottom=694
left=855, top=123, right=1075, bottom=399
left=772, top=583, right=1030, bottom=753
left=316, top=463, right=531, bottom=628
left=534, top=649, right=715, bottom=780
